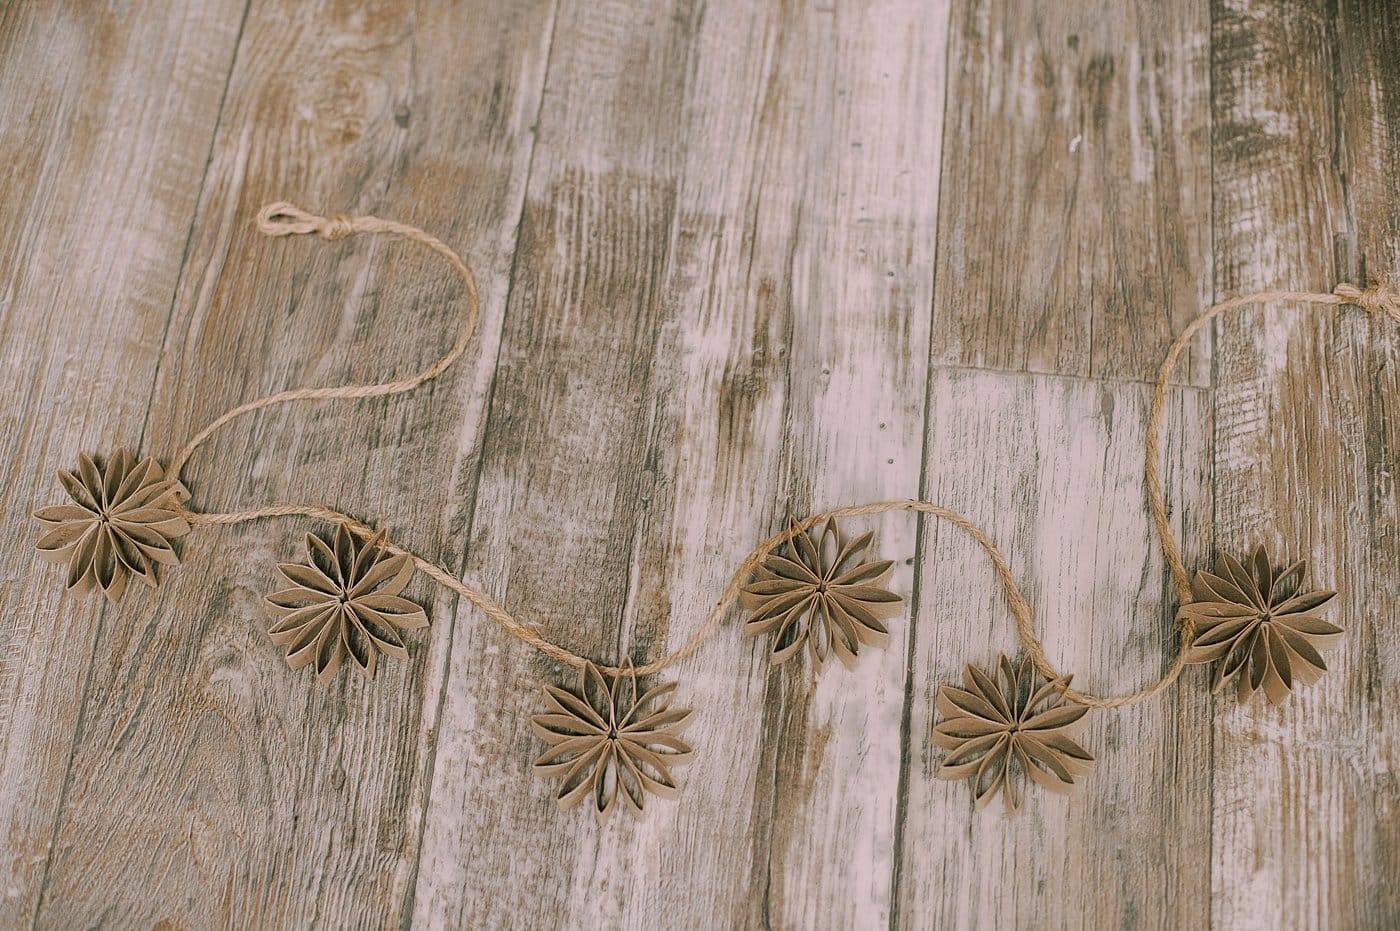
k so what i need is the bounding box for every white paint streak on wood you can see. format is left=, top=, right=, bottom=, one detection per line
left=754, top=2, right=947, bottom=927
left=930, top=0, right=1213, bottom=385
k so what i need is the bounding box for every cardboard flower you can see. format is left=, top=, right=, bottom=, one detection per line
left=266, top=523, right=429, bottom=681
left=531, top=659, right=694, bottom=823
left=33, top=449, right=190, bottom=602
left=933, top=654, right=1095, bottom=817
left=1180, top=545, right=1342, bottom=704
left=740, top=518, right=902, bottom=673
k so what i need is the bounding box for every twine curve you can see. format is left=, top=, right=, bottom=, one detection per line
left=168, top=203, right=482, bottom=477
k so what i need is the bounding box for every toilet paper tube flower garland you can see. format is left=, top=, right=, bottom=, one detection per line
left=30, top=201, right=1397, bottom=821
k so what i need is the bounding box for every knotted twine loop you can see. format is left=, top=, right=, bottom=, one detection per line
left=176, top=203, right=583, bottom=668
left=257, top=202, right=357, bottom=241
left=168, top=205, right=1397, bottom=692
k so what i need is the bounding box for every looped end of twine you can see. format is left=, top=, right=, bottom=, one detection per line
left=256, top=202, right=358, bottom=241
left=1334, top=281, right=1400, bottom=325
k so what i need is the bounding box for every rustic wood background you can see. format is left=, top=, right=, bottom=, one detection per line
left=1, top=1, right=1396, bottom=928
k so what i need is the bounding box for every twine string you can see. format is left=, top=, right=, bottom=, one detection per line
left=185, top=499, right=1031, bottom=678
left=167, top=203, right=482, bottom=477
left=173, top=202, right=1397, bottom=703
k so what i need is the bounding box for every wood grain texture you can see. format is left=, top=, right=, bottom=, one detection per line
left=0, top=0, right=1395, bottom=928
left=1210, top=1, right=1399, bottom=928
left=411, top=2, right=948, bottom=926
left=930, top=0, right=1214, bottom=385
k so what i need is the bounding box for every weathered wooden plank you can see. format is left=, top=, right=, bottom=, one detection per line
left=1209, top=1, right=1399, bottom=927
left=22, top=1, right=554, bottom=927
left=893, top=2, right=1219, bottom=926
left=732, top=4, right=947, bottom=927
left=4, top=0, right=1393, bottom=924
left=410, top=1, right=773, bottom=922
left=0, top=3, right=246, bottom=926
left=410, top=0, right=947, bottom=926
left=930, top=0, right=1213, bottom=385
left=894, top=369, right=1215, bottom=929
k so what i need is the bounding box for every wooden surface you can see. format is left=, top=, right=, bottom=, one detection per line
left=0, top=1, right=1395, bottom=928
